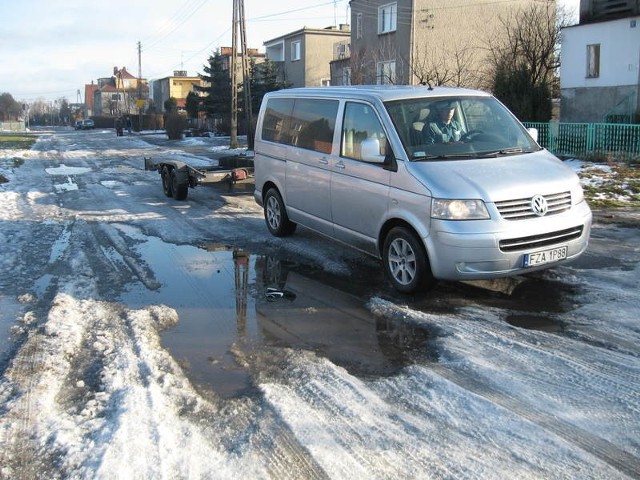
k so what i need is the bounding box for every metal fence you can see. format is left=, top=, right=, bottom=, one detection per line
left=524, top=122, right=640, bottom=163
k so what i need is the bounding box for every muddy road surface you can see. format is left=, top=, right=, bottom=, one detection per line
left=0, top=128, right=638, bottom=479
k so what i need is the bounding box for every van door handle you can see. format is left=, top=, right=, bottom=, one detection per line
left=335, top=161, right=345, bottom=169
left=318, top=157, right=329, bottom=165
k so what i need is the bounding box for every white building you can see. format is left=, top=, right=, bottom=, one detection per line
left=560, top=13, right=640, bottom=122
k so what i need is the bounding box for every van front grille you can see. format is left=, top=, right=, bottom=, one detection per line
left=499, top=226, right=583, bottom=252
left=496, top=191, right=572, bottom=220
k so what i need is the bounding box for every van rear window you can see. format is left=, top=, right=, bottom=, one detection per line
left=262, top=97, right=339, bottom=154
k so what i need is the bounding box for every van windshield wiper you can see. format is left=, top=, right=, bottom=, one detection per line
left=412, top=153, right=475, bottom=161
left=476, top=147, right=526, bottom=158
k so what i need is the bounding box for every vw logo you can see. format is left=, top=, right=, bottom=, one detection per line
left=531, top=195, right=548, bottom=216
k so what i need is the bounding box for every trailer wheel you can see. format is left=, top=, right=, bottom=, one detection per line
left=171, top=171, right=189, bottom=200
left=161, top=166, right=173, bottom=197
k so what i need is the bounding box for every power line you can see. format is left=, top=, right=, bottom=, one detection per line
left=142, top=0, right=210, bottom=51
left=249, top=0, right=340, bottom=21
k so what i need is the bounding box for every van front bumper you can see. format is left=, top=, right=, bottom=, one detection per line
left=424, top=202, right=592, bottom=280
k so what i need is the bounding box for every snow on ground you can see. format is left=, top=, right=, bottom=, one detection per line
left=0, top=129, right=638, bottom=478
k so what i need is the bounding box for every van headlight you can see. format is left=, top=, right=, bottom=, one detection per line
left=431, top=199, right=490, bottom=220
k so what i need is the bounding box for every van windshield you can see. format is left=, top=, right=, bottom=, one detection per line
left=384, top=96, right=541, bottom=161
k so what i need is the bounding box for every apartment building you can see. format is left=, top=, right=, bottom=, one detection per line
left=264, top=25, right=351, bottom=87
left=150, top=71, right=203, bottom=113
left=334, top=0, right=538, bottom=88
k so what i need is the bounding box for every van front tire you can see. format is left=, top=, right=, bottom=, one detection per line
left=264, top=188, right=297, bottom=237
left=383, top=227, right=434, bottom=293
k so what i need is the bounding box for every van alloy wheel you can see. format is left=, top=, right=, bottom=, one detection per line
left=264, top=188, right=296, bottom=237
left=383, top=226, right=433, bottom=293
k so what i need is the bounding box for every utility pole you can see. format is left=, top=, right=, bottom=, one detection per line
left=239, top=0, right=253, bottom=149
left=138, top=41, right=143, bottom=131
left=230, top=0, right=253, bottom=149
left=230, top=0, right=239, bottom=148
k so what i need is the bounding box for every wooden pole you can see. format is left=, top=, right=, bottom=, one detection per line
left=239, top=0, right=254, bottom=149
left=230, top=0, right=239, bottom=148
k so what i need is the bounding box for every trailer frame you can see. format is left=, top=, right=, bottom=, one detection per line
left=144, top=155, right=254, bottom=200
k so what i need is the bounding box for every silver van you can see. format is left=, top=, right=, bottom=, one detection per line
left=253, top=86, right=591, bottom=293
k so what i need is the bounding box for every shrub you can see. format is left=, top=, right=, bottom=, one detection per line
left=165, top=113, right=186, bottom=140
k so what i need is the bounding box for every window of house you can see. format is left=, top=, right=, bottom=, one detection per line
left=343, top=68, right=352, bottom=86
left=378, top=2, right=397, bottom=34
left=356, top=13, right=363, bottom=39
left=587, top=44, right=600, bottom=78
left=291, top=40, right=301, bottom=61
left=376, top=60, right=396, bottom=85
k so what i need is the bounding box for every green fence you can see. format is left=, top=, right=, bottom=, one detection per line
left=523, top=122, right=640, bottom=163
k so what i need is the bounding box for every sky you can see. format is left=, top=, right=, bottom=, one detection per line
left=0, top=0, right=580, bottom=103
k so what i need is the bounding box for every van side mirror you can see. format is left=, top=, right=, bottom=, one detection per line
left=360, top=138, right=386, bottom=164
left=527, top=127, right=539, bottom=143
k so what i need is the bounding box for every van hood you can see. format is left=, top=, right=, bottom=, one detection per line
left=406, top=150, right=580, bottom=202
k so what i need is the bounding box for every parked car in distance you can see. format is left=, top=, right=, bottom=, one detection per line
left=253, top=86, right=592, bottom=293
left=75, top=119, right=95, bottom=130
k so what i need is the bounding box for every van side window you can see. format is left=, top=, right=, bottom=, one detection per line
left=262, top=98, right=295, bottom=144
left=261, top=98, right=338, bottom=154
left=289, top=99, right=339, bottom=154
left=341, top=102, right=387, bottom=161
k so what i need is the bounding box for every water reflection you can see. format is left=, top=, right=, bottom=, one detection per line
left=122, top=238, right=432, bottom=398
left=254, top=256, right=432, bottom=378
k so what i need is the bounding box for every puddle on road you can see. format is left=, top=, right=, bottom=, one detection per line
left=119, top=230, right=584, bottom=397
left=407, top=274, right=575, bottom=332
left=120, top=238, right=431, bottom=399
left=0, top=295, right=22, bottom=365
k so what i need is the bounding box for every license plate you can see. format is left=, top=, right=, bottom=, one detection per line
left=524, top=246, right=568, bottom=267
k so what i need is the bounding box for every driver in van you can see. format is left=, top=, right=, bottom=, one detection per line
left=422, top=100, right=465, bottom=144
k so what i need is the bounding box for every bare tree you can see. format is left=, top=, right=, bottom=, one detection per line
left=349, top=47, right=370, bottom=85
left=410, top=40, right=478, bottom=88
left=485, top=0, right=571, bottom=91
left=484, top=0, right=572, bottom=120
left=350, top=33, right=407, bottom=85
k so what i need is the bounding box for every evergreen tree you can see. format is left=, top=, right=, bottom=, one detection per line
left=59, top=98, right=71, bottom=125
left=197, top=51, right=232, bottom=134
left=164, top=97, right=178, bottom=113
left=248, top=58, right=289, bottom=115
left=185, top=91, right=200, bottom=119
left=493, top=64, right=551, bottom=122
left=0, top=93, right=23, bottom=121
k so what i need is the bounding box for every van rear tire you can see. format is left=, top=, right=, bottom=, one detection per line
left=264, top=188, right=297, bottom=237
left=383, top=226, right=434, bottom=293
